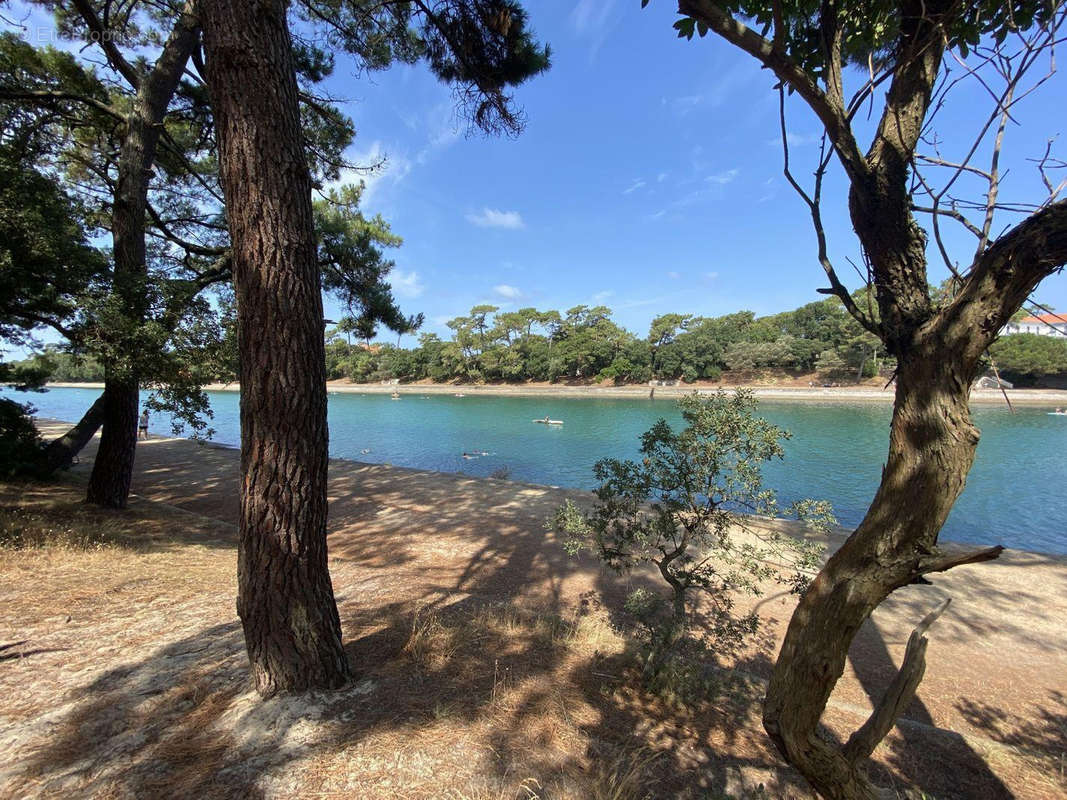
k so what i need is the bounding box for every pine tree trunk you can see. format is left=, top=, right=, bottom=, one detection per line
left=763, top=350, right=982, bottom=799
left=84, top=379, right=138, bottom=507
left=201, top=0, right=351, bottom=695
left=82, top=2, right=198, bottom=508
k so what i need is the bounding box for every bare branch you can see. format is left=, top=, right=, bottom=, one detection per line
left=1030, top=139, right=1067, bottom=205
left=70, top=0, right=142, bottom=89
left=910, top=204, right=983, bottom=240
left=913, top=153, right=991, bottom=181
left=777, top=88, right=879, bottom=335
left=842, top=598, right=951, bottom=763
left=918, top=545, right=1005, bottom=576
left=975, top=80, right=1013, bottom=261
left=145, top=202, right=226, bottom=257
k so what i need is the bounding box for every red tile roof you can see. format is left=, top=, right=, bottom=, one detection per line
left=1018, top=313, right=1067, bottom=325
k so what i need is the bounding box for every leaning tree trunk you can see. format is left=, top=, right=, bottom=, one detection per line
left=83, top=1, right=199, bottom=508
left=43, top=392, right=105, bottom=473
left=201, top=0, right=351, bottom=694
left=763, top=346, right=1002, bottom=799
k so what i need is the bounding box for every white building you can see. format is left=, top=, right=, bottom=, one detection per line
left=1001, top=313, right=1067, bottom=337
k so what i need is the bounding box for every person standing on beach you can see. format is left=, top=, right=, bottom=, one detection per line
left=138, top=409, right=149, bottom=440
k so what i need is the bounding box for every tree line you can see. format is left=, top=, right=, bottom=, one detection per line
left=327, top=299, right=886, bottom=384
left=322, top=301, right=1067, bottom=387
left=18, top=299, right=1067, bottom=388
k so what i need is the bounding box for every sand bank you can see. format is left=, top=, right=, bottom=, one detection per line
left=44, top=379, right=1067, bottom=405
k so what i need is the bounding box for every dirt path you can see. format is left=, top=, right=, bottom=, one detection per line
left=1, top=423, right=1064, bottom=798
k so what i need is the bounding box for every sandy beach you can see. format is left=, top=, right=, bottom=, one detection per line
left=1, top=420, right=1064, bottom=798
left=44, top=379, right=1067, bottom=405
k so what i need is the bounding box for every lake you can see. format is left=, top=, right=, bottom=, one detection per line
left=10, top=385, right=1067, bottom=554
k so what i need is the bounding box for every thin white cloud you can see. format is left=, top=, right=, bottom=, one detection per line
left=417, top=102, right=462, bottom=164
left=667, top=271, right=680, bottom=279
left=571, top=0, right=617, bottom=32
left=592, top=290, right=615, bottom=303
left=667, top=63, right=754, bottom=116
left=329, top=141, right=411, bottom=207
left=706, top=169, right=740, bottom=185
left=570, top=0, right=619, bottom=61
left=466, top=208, right=525, bottom=229
left=493, top=284, right=523, bottom=300
left=623, top=179, right=646, bottom=195
left=615, top=297, right=660, bottom=310
left=768, top=131, right=823, bottom=148
left=648, top=209, right=667, bottom=221
left=391, top=269, right=425, bottom=299
left=705, top=271, right=720, bottom=281
left=670, top=94, right=704, bottom=115
left=657, top=172, right=669, bottom=183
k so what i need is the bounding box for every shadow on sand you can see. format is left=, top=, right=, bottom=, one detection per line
left=8, top=433, right=1064, bottom=798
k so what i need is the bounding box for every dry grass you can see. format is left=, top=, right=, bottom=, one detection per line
left=2, top=471, right=1063, bottom=800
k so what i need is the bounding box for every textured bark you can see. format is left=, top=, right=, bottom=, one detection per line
left=201, top=0, right=351, bottom=695
left=672, top=2, right=1067, bottom=796
left=761, top=207, right=1067, bottom=800
left=43, top=393, right=105, bottom=473
left=704, top=0, right=1067, bottom=790
left=84, top=377, right=139, bottom=507
left=83, top=2, right=199, bottom=508
left=764, top=348, right=982, bottom=800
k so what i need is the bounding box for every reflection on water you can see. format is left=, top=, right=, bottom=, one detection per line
left=11, top=386, right=1067, bottom=554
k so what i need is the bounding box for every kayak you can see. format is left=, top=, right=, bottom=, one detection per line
left=533, top=419, right=564, bottom=425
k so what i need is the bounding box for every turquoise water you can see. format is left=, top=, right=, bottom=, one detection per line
left=9, top=386, right=1067, bottom=554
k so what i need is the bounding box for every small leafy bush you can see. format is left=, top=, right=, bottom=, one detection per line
left=551, top=389, right=831, bottom=684
left=0, top=398, right=47, bottom=479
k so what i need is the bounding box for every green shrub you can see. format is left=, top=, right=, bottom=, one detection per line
left=550, top=390, right=831, bottom=685
left=0, top=398, right=46, bottom=478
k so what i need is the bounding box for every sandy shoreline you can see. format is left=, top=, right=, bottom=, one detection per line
left=5, top=420, right=1065, bottom=799
left=44, top=379, right=1067, bottom=405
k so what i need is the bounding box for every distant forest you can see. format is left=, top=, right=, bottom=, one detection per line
left=24, top=297, right=1067, bottom=387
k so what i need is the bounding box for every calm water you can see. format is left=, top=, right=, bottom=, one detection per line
left=10, top=386, right=1067, bottom=554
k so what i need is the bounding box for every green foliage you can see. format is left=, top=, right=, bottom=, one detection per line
left=325, top=295, right=900, bottom=386
left=666, top=1, right=1056, bottom=80
left=11, top=349, right=103, bottom=383
left=2, top=8, right=425, bottom=431
left=295, top=0, right=550, bottom=135
left=0, top=398, right=46, bottom=479
left=989, top=334, right=1067, bottom=383
left=315, top=184, right=415, bottom=336
left=550, top=390, right=830, bottom=683
left=0, top=137, right=105, bottom=351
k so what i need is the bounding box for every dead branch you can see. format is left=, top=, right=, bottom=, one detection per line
left=918, top=545, right=1005, bottom=576
left=842, top=598, right=951, bottom=763
left=777, top=86, right=878, bottom=335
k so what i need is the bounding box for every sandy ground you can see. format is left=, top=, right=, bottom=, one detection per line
left=1, top=422, right=1065, bottom=798
left=44, top=379, right=1067, bottom=405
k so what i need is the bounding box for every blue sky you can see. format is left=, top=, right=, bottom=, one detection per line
left=319, top=0, right=1067, bottom=341
left=4, top=0, right=1066, bottom=350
